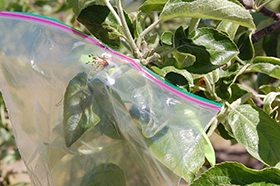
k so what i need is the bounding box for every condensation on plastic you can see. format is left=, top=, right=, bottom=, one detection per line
left=0, top=12, right=222, bottom=186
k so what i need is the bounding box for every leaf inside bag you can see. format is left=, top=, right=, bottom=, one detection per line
left=63, top=72, right=100, bottom=148
left=80, top=163, right=127, bottom=186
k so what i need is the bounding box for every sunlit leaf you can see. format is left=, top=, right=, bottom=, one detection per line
left=161, top=66, right=193, bottom=86
left=263, top=92, right=280, bottom=122
left=259, top=85, right=280, bottom=94
left=263, top=92, right=280, bottom=114
left=174, top=26, right=238, bottom=74
left=227, top=104, right=280, bottom=166
left=63, top=72, right=100, bottom=148
left=161, top=31, right=173, bottom=46
left=129, top=85, right=216, bottom=182
left=191, top=162, right=280, bottom=185
left=203, top=132, right=215, bottom=167
left=172, top=51, right=196, bottom=69
left=247, top=57, right=280, bottom=79
left=252, top=56, right=280, bottom=65
left=216, top=21, right=239, bottom=40
left=80, top=163, right=126, bottom=186
left=140, top=0, right=167, bottom=14
left=146, top=127, right=205, bottom=183
left=160, top=0, right=255, bottom=28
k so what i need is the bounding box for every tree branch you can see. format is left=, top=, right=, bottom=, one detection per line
left=258, top=7, right=280, bottom=20
left=237, top=0, right=280, bottom=20
left=237, top=0, right=280, bottom=43
left=252, top=20, right=280, bottom=43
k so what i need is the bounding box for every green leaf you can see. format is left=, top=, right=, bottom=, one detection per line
left=150, top=66, right=164, bottom=76
left=227, top=104, right=280, bottom=166
left=257, top=73, right=273, bottom=88
left=67, top=0, right=103, bottom=16
left=263, top=92, right=280, bottom=122
left=146, top=128, right=205, bottom=183
left=237, top=31, right=254, bottom=61
left=259, top=85, right=280, bottom=94
left=132, top=12, right=143, bottom=38
left=63, top=72, right=100, bottom=148
left=247, top=57, right=280, bottom=79
left=228, top=83, right=251, bottom=103
left=263, top=92, right=280, bottom=114
left=129, top=85, right=216, bottom=182
left=262, top=30, right=280, bottom=57
left=252, top=56, right=280, bottom=65
left=191, top=162, right=280, bottom=185
left=172, top=51, right=196, bottom=69
left=216, top=123, right=234, bottom=140
left=160, top=0, right=255, bottom=28
left=77, top=5, right=122, bottom=48
left=161, top=66, right=193, bottom=86
left=129, top=85, right=173, bottom=138
left=161, top=31, right=173, bottom=46
left=174, top=26, right=239, bottom=74
left=0, top=0, right=6, bottom=11
left=89, top=80, right=124, bottom=140
left=203, top=132, right=215, bottom=167
left=140, top=0, right=167, bottom=14
left=216, top=21, right=239, bottom=40
left=80, top=163, right=126, bottom=186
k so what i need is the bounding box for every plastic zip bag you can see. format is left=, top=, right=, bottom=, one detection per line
left=0, top=12, right=222, bottom=186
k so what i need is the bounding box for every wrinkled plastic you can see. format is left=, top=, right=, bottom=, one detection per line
left=0, top=12, right=222, bottom=186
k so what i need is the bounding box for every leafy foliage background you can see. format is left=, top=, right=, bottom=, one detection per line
left=1, top=0, right=280, bottom=185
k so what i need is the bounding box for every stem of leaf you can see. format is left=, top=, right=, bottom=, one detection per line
left=104, top=0, right=122, bottom=26
left=225, top=92, right=254, bottom=110
left=157, top=47, right=177, bottom=57
left=229, top=63, right=250, bottom=87
left=256, top=0, right=274, bottom=11
left=188, top=18, right=200, bottom=33
left=136, top=19, right=161, bottom=48
left=116, top=0, right=142, bottom=58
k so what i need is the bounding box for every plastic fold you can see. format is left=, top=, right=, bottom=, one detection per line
left=0, top=12, right=222, bottom=186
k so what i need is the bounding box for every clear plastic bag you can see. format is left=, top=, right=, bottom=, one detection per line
left=0, top=12, right=222, bottom=186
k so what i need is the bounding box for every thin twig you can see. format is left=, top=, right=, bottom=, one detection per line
left=136, top=19, right=161, bottom=48
left=104, top=0, right=122, bottom=26
left=188, top=18, right=201, bottom=33
left=240, top=83, right=264, bottom=107
left=116, top=0, right=141, bottom=58
left=256, top=0, right=274, bottom=11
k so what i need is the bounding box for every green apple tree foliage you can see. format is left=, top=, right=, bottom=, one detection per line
left=1, top=0, right=280, bottom=185
left=64, top=0, right=280, bottom=184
